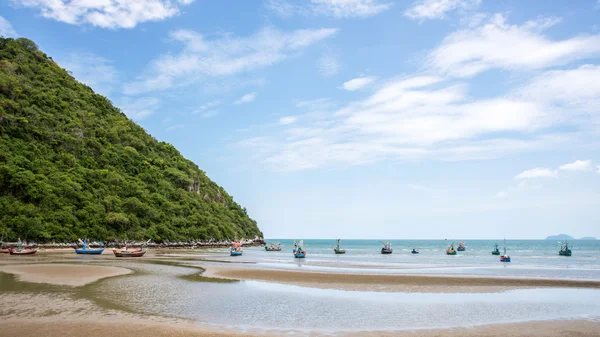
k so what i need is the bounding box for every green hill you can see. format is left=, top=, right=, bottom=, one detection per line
left=0, top=37, right=262, bottom=243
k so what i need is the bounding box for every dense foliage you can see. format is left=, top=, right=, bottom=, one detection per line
left=0, top=37, right=262, bottom=242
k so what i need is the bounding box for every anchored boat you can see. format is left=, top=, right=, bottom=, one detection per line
left=500, top=238, right=511, bottom=262
left=492, top=243, right=500, bottom=255
left=559, top=241, right=572, bottom=256
left=334, top=238, right=346, bottom=254
left=113, top=249, right=146, bottom=257
left=380, top=241, right=393, bottom=254
left=74, top=239, right=104, bottom=255
left=265, top=242, right=282, bottom=251
left=230, top=240, right=243, bottom=256
left=411, top=248, right=420, bottom=254
left=293, top=240, right=306, bottom=258
left=446, top=243, right=457, bottom=255
left=457, top=241, right=466, bottom=251
left=8, top=238, right=37, bottom=255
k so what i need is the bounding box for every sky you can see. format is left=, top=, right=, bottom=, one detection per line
left=1, top=0, right=600, bottom=240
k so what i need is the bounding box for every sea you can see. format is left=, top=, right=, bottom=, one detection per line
left=235, top=239, right=600, bottom=280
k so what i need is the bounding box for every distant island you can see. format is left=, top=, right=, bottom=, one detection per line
left=545, top=234, right=596, bottom=240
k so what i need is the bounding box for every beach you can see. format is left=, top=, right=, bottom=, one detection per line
left=1, top=245, right=600, bottom=336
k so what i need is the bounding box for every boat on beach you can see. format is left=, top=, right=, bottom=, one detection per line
left=492, top=243, right=500, bottom=255
left=8, top=238, right=37, bottom=255
left=230, top=240, right=243, bottom=256
left=559, top=241, right=572, bottom=256
left=334, top=238, right=346, bottom=254
left=293, top=240, right=306, bottom=258
left=411, top=248, right=419, bottom=254
left=265, top=242, right=282, bottom=251
left=446, top=243, right=457, bottom=255
left=380, top=241, right=393, bottom=254
left=74, top=239, right=104, bottom=255
left=112, top=249, right=146, bottom=257
left=457, top=241, right=466, bottom=251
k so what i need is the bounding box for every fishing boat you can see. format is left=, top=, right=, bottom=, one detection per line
left=293, top=240, right=306, bottom=258
left=500, top=238, right=510, bottom=262
left=411, top=248, right=419, bottom=254
left=265, top=242, right=282, bottom=251
left=457, top=241, right=466, bottom=251
left=74, top=239, right=104, bottom=255
left=334, top=238, right=346, bottom=254
left=8, top=238, right=37, bottom=255
left=112, top=249, right=146, bottom=257
left=380, top=241, right=393, bottom=254
left=492, top=243, right=500, bottom=255
left=559, top=241, right=572, bottom=256
left=230, top=240, right=243, bottom=256
left=0, top=241, right=9, bottom=254
left=446, top=243, right=457, bottom=255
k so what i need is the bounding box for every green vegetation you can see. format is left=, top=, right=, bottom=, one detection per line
left=0, top=37, right=262, bottom=242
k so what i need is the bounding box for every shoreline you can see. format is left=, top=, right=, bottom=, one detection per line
left=203, top=264, right=600, bottom=293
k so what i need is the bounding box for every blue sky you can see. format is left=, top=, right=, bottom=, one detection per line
left=1, top=0, right=600, bottom=239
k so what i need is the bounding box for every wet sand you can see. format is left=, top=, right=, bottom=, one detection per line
left=0, top=263, right=132, bottom=286
left=1, top=318, right=599, bottom=337
left=205, top=265, right=600, bottom=293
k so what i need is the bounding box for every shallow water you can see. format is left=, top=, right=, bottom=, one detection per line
left=90, top=262, right=600, bottom=332
left=179, top=239, right=600, bottom=280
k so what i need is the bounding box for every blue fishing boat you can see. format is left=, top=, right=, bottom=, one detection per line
left=457, top=241, right=466, bottom=251
left=74, top=239, right=104, bottom=255
left=293, top=240, right=306, bottom=258
left=230, top=241, right=243, bottom=256
left=411, top=248, right=419, bottom=254
left=500, top=238, right=511, bottom=262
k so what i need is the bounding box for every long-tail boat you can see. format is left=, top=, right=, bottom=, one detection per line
left=446, top=243, right=457, bottom=255
left=293, top=240, right=306, bottom=258
left=230, top=240, right=243, bottom=256
left=380, top=241, right=393, bottom=254
left=0, top=240, right=9, bottom=254
left=74, top=239, right=104, bottom=255
left=265, top=242, right=282, bottom=251
left=411, top=248, right=420, bottom=254
left=559, top=241, right=572, bottom=256
left=500, top=238, right=511, bottom=262
left=334, top=238, right=346, bottom=254
left=8, top=238, right=37, bottom=255
left=492, top=243, right=500, bottom=255
left=457, top=241, right=466, bottom=251
left=113, top=249, right=146, bottom=257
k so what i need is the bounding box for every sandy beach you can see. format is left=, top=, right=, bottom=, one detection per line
left=0, top=263, right=132, bottom=286
left=203, top=264, right=600, bottom=293
left=1, top=257, right=600, bottom=336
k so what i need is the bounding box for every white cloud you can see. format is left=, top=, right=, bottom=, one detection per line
left=234, top=92, right=257, bottom=105
left=118, top=97, right=160, bottom=120
left=318, top=54, right=340, bottom=77
left=404, top=0, right=480, bottom=21
left=125, top=27, right=337, bottom=94
left=60, top=53, right=119, bottom=97
left=238, top=74, right=562, bottom=171
left=166, top=124, right=185, bottom=132
left=0, top=16, right=18, bottom=37
left=266, top=0, right=391, bottom=18
left=597, top=165, right=600, bottom=174
left=279, top=116, right=297, bottom=125
left=496, top=191, right=508, bottom=198
left=559, top=160, right=593, bottom=172
left=342, top=77, right=376, bottom=91
left=429, top=14, right=600, bottom=77
left=201, top=110, right=219, bottom=118
left=407, top=184, right=447, bottom=194
left=515, top=168, right=557, bottom=179
left=13, top=0, right=195, bottom=29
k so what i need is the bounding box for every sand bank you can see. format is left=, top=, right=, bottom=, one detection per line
left=204, top=265, right=600, bottom=293
left=0, top=263, right=132, bottom=286
left=1, top=318, right=599, bottom=337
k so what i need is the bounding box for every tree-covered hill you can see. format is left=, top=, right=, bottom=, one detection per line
left=0, top=37, right=262, bottom=242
